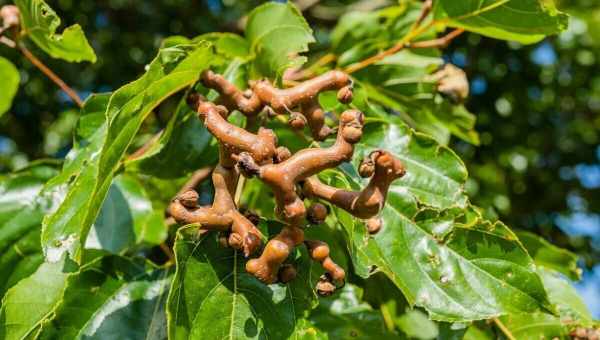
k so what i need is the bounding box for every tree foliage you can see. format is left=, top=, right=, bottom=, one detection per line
left=0, top=0, right=598, bottom=339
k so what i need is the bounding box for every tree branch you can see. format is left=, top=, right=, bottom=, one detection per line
left=126, top=130, right=164, bottom=161
left=408, top=28, right=465, bottom=49
left=18, top=44, right=84, bottom=107
left=344, top=27, right=465, bottom=74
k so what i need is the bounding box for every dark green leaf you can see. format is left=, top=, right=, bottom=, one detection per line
left=15, top=0, right=96, bottom=62
left=358, top=81, right=479, bottom=145
left=331, top=4, right=431, bottom=67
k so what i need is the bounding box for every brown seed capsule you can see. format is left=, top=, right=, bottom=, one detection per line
left=340, top=110, right=364, bottom=143
left=308, top=242, right=330, bottom=262
left=316, top=274, right=337, bottom=296
left=274, top=146, right=292, bottom=163
left=337, top=85, right=353, bottom=104
left=307, top=203, right=328, bottom=225
left=358, top=159, right=375, bottom=178
left=288, top=112, right=307, bottom=129
left=278, top=264, right=297, bottom=283
left=243, top=233, right=261, bottom=256
left=234, top=152, right=261, bottom=178
left=228, top=233, right=244, bottom=249
left=177, top=190, right=199, bottom=208
left=366, top=217, right=382, bottom=234
left=170, top=69, right=406, bottom=291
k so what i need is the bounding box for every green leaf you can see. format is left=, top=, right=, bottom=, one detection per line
left=308, top=284, right=403, bottom=339
left=167, top=225, right=317, bottom=340
left=85, top=174, right=167, bottom=253
left=358, top=81, right=479, bottom=145
left=463, top=322, right=495, bottom=340
left=38, top=256, right=171, bottom=340
left=324, top=124, right=550, bottom=321
left=343, top=206, right=549, bottom=321
left=0, top=94, right=108, bottom=313
left=0, top=57, right=19, bottom=116
left=41, top=43, right=215, bottom=264
left=0, top=163, right=59, bottom=297
left=396, top=309, right=439, bottom=339
left=0, top=94, right=109, bottom=300
left=0, top=229, right=43, bottom=298
left=245, top=2, right=315, bottom=79
left=332, top=4, right=435, bottom=67
left=540, top=270, right=591, bottom=324
left=0, top=259, right=69, bottom=340
left=317, top=117, right=469, bottom=278
left=193, top=32, right=250, bottom=59
left=434, top=0, right=569, bottom=44
left=516, top=230, right=581, bottom=281
left=356, top=116, right=469, bottom=213
left=500, top=269, right=593, bottom=339
left=15, top=0, right=96, bottom=62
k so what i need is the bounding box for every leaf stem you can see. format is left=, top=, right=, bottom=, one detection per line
left=408, top=28, right=465, bottom=49
left=126, top=129, right=164, bottom=161
left=411, top=0, right=433, bottom=31
left=285, top=53, right=337, bottom=81
left=18, top=44, right=84, bottom=107
left=0, top=35, right=15, bottom=47
left=177, top=167, right=213, bottom=196
left=493, top=317, right=516, bottom=340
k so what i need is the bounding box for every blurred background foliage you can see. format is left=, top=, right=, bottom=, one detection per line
left=0, top=0, right=598, bottom=318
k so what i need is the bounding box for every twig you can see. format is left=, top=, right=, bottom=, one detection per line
left=344, top=25, right=464, bottom=74
left=176, top=167, right=213, bottom=197
left=0, top=35, right=15, bottom=47
left=493, top=318, right=516, bottom=340
left=18, top=44, right=83, bottom=107
left=285, top=53, right=337, bottom=81
left=412, top=0, right=433, bottom=30
left=126, top=130, right=164, bottom=161
left=408, top=28, right=465, bottom=49
left=344, top=41, right=409, bottom=74
left=164, top=167, right=212, bottom=226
